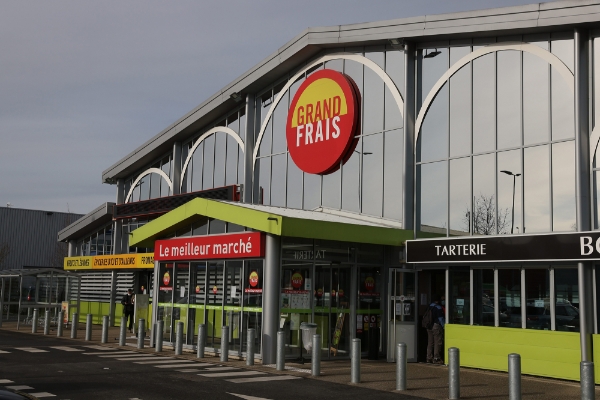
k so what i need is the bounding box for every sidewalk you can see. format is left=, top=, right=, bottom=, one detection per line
left=2, top=321, right=599, bottom=399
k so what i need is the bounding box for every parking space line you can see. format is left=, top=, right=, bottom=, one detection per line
left=29, top=393, right=56, bottom=398
left=226, top=375, right=302, bottom=384
left=15, top=347, right=48, bottom=353
left=198, top=371, right=266, bottom=378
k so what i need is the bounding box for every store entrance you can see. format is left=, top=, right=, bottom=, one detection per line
left=416, top=269, right=446, bottom=362
left=387, top=269, right=416, bottom=362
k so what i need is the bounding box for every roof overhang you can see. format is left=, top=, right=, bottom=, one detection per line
left=130, top=198, right=413, bottom=248
left=57, top=202, right=115, bottom=242
left=102, top=1, right=600, bottom=184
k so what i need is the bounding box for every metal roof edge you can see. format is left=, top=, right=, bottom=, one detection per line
left=57, top=202, right=115, bottom=242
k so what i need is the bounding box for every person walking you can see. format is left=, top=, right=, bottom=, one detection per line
left=426, top=295, right=445, bottom=364
left=121, top=289, right=135, bottom=333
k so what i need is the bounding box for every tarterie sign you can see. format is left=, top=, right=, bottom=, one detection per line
left=155, top=232, right=265, bottom=261
left=286, top=69, right=360, bottom=175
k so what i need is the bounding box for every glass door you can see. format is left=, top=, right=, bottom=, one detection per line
left=173, top=263, right=190, bottom=343
left=280, top=262, right=312, bottom=359
left=206, top=261, right=224, bottom=350
left=387, top=269, right=417, bottom=362
left=243, top=260, right=263, bottom=357
left=224, top=261, right=243, bottom=355
left=188, top=262, right=206, bottom=345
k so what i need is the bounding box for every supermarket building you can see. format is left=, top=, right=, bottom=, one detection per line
left=59, top=0, right=600, bottom=382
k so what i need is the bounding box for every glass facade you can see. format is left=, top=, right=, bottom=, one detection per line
left=77, top=223, right=113, bottom=256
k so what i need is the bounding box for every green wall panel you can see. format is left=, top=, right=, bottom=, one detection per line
left=446, top=325, right=580, bottom=381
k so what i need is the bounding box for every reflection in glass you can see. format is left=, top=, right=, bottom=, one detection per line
left=472, top=153, right=498, bottom=235
left=191, top=142, right=203, bottom=191
left=385, top=50, right=404, bottom=130
left=150, top=172, right=160, bottom=199
left=303, top=172, right=321, bottom=211
left=552, top=142, right=576, bottom=231
left=449, top=157, right=471, bottom=234
left=497, top=51, right=521, bottom=150
left=524, top=269, right=550, bottom=330
left=473, top=53, right=496, bottom=153
left=419, top=84, right=448, bottom=163
left=286, top=153, right=303, bottom=210
left=341, top=136, right=361, bottom=213
left=523, top=50, right=549, bottom=145
left=213, top=133, right=226, bottom=188
left=497, top=150, right=522, bottom=234
left=270, top=154, right=286, bottom=207
left=554, top=268, right=579, bottom=332
left=473, top=269, right=495, bottom=326
left=524, top=145, right=550, bottom=233
left=551, top=40, right=574, bottom=141
left=322, top=166, right=341, bottom=210
left=449, top=54, right=471, bottom=157
left=225, top=135, right=239, bottom=186
left=421, top=48, right=449, bottom=104
left=498, top=269, right=521, bottom=328
left=362, top=134, right=383, bottom=217
left=383, top=129, right=403, bottom=221
left=418, top=161, right=448, bottom=236
left=202, top=135, right=215, bottom=190
left=364, top=52, right=384, bottom=134
left=272, top=92, right=288, bottom=154
left=139, top=175, right=149, bottom=201
left=258, top=157, right=271, bottom=205
left=449, top=268, right=470, bottom=325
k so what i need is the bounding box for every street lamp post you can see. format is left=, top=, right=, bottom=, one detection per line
left=501, top=170, right=521, bottom=234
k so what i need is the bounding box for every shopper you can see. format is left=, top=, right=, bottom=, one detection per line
left=121, top=289, right=135, bottom=333
left=425, top=295, right=445, bottom=364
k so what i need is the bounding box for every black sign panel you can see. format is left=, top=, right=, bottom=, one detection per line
left=406, top=231, right=600, bottom=263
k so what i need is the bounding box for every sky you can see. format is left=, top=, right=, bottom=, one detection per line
left=0, top=0, right=539, bottom=215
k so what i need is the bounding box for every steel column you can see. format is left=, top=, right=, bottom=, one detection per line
left=312, top=334, right=321, bottom=377
left=31, top=309, right=38, bottom=334
left=175, top=321, right=183, bottom=355
left=172, top=142, right=182, bottom=195
left=197, top=323, right=205, bottom=358
left=243, top=94, right=256, bottom=203
left=85, top=314, right=92, bottom=341
left=156, top=320, right=164, bottom=352
left=276, top=330, right=285, bottom=371
left=221, top=326, right=230, bottom=362
left=396, top=343, right=407, bottom=391
left=403, top=41, right=416, bottom=229
left=137, top=319, right=145, bottom=349
left=351, top=338, right=361, bottom=383
left=119, top=316, right=127, bottom=346
left=581, top=361, right=595, bottom=400
left=44, top=310, right=50, bottom=335
left=71, top=313, right=78, bottom=339
left=262, top=234, right=281, bottom=364
left=448, top=347, right=460, bottom=399
left=57, top=311, right=63, bottom=337
left=247, top=328, right=255, bottom=366
left=508, top=353, right=521, bottom=400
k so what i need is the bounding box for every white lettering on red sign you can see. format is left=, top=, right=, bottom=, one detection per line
left=155, top=232, right=265, bottom=261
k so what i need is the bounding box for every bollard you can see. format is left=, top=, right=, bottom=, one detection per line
left=276, top=330, right=285, bottom=371
left=150, top=323, right=156, bottom=348
left=101, top=316, right=109, bottom=344
left=351, top=338, right=361, bottom=383
left=449, top=347, right=460, bottom=399
left=155, top=320, right=164, bottom=353
left=31, top=309, right=38, bottom=334
left=57, top=311, right=63, bottom=337
left=247, top=328, right=255, bottom=366
left=70, top=313, right=78, bottom=339
left=581, top=361, right=595, bottom=400
left=396, top=343, right=407, bottom=391
left=175, top=321, right=183, bottom=355
left=221, top=326, right=230, bottom=362
left=85, top=314, right=92, bottom=341
left=43, top=310, right=50, bottom=335
left=137, top=319, right=145, bottom=349
left=197, top=324, right=205, bottom=358
left=312, top=334, right=321, bottom=377
left=508, top=353, right=521, bottom=400
left=119, top=317, right=127, bottom=346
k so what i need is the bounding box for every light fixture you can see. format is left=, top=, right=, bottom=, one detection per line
left=230, top=92, right=244, bottom=103
left=388, top=38, right=404, bottom=49
left=424, top=49, right=441, bottom=59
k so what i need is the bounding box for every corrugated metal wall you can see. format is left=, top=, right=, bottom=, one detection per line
left=0, top=207, right=83, bottom=270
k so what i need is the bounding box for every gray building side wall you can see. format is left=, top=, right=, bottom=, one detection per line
left=0, top=207, right=82, bottom=270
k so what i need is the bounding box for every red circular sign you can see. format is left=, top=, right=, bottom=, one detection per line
left=365, top=276, right=375, bottom=292
left=249, top=271, right=259, bottom=288
left=286, top=69, right=360, bottom=175
left=163, top=271, right=170, bottom=286
left=212, top=286, right=218, bottom=294
left=291, top=272, right=303, bottom=289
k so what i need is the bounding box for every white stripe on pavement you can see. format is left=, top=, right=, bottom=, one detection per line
left=154, top=364, right=203, bottom=368
left=83, top=346, right=114, bottom=350
left=99, top=353, right=151, bottom=358
left=227, top=375, right=302, bottom=384
left=115, top=356, right=158, bottom=361
left=202, top=367, right=239, bottom=371
left=50, top=346, right=83, bottom=352
left=198, top=371, right=266, bottom=378
left=0, top=350, right=10, bottom=354
left=134, top=360, right=198, bottom=365
left=15, top=347, right=48, bottom=353
left=29, top=393, right=56, bottom=398
left=6, top=386, right=34, bottom=390
left=0, top=380, right=14, bottom=384
left=83, top=351, right=136, bottom=355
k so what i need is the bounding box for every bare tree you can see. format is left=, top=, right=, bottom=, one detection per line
left=463, top=194, right=510, bottom=235
left=0, top=243, right=9, bottom=270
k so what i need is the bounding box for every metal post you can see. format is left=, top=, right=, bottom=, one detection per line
left=449, top=347, right=460, bottom=399
left=262, top=234, right=281, bottom=364
left=150, top=323, right=156, bottom=348
left=276, top=330, right=285, bottom=371
left=403, top=41, right=416, bottom=231
left=137, top=319, right=145, bottom=349
left=43, top=309, right=50, bottom=335
left=221, top=326, right=230, bottom=362
left=101, top=316, right=109, bottom=344
left=508, top=353, right=521, bottom=400
left=0, top=279, right=4, bottom=328
left=175, top=321, right=183, bottom=355
left=396, top=343, right=407, bottom=391
left=581, top=361, right=595, bottom=400
left=85, top=314, right=92, bottom=341
left=57, top=311, right=63, bottom=337
left=70, top=312, right=78, bottom=339
left=247, top=328, right=255, bottom=366
left=31, top=309, right=38, bottom=334
left=197, top=324, right=205, bottom=358
left=351, top=338, right=361, bottom=383
left=119, top=316, right=127, bottom=346
left=312, top=334, right=321, bottom=377
left=156, top=320, right=164, bottom=352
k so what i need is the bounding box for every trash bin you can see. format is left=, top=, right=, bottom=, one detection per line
left=368, top=327, right=380, bottom=360
left=300, top=322, right=318, bottom=352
